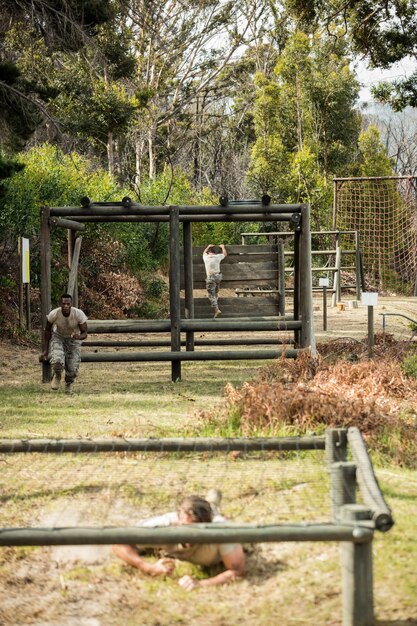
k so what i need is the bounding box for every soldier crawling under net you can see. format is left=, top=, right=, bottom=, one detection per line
left=112, top=492, right=245, bottom=590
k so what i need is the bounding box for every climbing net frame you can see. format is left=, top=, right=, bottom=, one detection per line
left=334, top=176, right=417, bottom=293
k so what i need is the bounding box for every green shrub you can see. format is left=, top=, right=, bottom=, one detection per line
left=401, top=354, right=417, bottom=379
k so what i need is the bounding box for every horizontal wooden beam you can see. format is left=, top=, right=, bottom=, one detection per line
left=0, top=523, right=374, bottom=546
left=49, top=204, right=303, bottom=217
left=0, top=435, right=325, bottom=453
left=50, top=217, right=85, bottom=231
left=80, top=348, right=299, bottom=362
left=55, top=214, right=296, bottom=224
left=347, top=427, right=394, bottom=532
left=83, top=337, right=292, bottom=347
left=88, top=318, right=300, bottom=333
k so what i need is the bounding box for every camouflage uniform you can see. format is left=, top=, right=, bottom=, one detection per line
left=203, top=251, right=225, bottom=311
left=205, top=273, right=222, bottom=309
left=49, top=334, right=82, bottom=384
left=46, top=306, right=87, bottom=386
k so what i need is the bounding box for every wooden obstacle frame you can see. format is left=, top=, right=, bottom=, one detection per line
left=0, top=427, right=394, bottom=626
left=40, top=199, right=315, bottom=381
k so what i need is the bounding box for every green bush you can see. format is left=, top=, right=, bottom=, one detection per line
left=1, top=143, right=121, bottom=239
left=401, top=354, right=417, bottom=379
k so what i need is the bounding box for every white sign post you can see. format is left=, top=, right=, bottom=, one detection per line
left=18, top=237, right=31, bottom=330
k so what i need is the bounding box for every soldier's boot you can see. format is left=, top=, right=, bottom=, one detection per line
left=206, top=489, right=222, bottom=517
left=51, top=367, right=62, bottom=390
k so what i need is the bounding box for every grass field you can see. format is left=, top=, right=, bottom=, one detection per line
left=0, top=333, right=416, bottom=626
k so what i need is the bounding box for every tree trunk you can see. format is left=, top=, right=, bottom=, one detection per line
left=148, top=127, right=156, bottom=179
left=107, top=131, right=115, bottom=177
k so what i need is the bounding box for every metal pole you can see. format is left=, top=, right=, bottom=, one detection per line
left=367, top=306, right=374, bottom=358
left=323, top=286, right=327, bottom=331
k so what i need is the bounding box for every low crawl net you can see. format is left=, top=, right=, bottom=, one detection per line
left=0, top=438, right=332, bottom=540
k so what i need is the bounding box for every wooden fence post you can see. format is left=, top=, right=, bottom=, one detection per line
left=169, top=206, right=181, bottom=381
left=183, top=221, right=194, bottom=351
left=329, top=462, right=356, bottom=522
left=340, top=504, right=374, bottom=626
left=299, top=204, right=314, bottom=351
left=40, top=206, right=52, bottom=382
left=277, top=238, right=286, bottom=315
left=325, top=428, right=348, bottom=465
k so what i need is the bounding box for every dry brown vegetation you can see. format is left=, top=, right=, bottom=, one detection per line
left=201, top=335, right=417, bottom=467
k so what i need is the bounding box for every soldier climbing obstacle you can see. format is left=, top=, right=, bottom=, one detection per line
left=202, top=244, right=227, bottom=318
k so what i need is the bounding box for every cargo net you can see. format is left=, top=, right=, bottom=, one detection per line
left=335, top=176, right=417, bottom=292
left=0, top=442, right=330, bottom=538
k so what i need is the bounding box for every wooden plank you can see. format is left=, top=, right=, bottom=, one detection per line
left=188, top=305, right=280, bottom=318
left=191, top=263, right=278, bottom=280
left=181, top=296, right=280, bottom=318
left=182, top=244, right=279, bottom=255
left=219, top=255, right=278, bottom=266
left=183, top=278, right=278, bottom=289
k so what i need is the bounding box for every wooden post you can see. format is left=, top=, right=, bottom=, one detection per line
left=277, top=238, right=286, bottom=315
left=359, top=251, right=367, bottom=292
left=67, top=229, right=78, bottom=307
left=299, top=204, right=315, bottom=352
left=326, top=428, right=348, bottom=465
left=183, top=221, right=195, bottom=351
left=169, top=207, right=181, bottom=381
left=332, top=245, right=342, bottom=307
left=332, top=178, right=338, bottom=229
left=329, top=462, right=356, bottom=522
left=322, top=285, right=328, bottom=331
left=340, top=504, right=374, bottom=626
left=25, top=283, right=31, bottom=331
left=355, top=231, right=361, bottom=299
left=293, top=230, right=300, bottom=345
left=67, top=235, right=82, bottom=302
left=40, top=207, right=52, bottom=383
